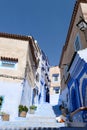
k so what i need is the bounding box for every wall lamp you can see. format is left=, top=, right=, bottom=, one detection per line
left=76, top=17, right=87, bottom=31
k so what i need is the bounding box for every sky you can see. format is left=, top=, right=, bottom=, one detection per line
left=0, top=0, right=75, bottom=66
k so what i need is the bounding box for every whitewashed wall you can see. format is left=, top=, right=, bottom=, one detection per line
left=21, top=79, right=32, bottom=107
left=0, top=81, right=23, bottom=120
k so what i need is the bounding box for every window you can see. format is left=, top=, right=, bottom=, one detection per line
left=53, top=87, right=60, bottom=93
left=1, top=61, right=16, bottom=67
left=41, top=50, right=46, bottom=61
left=64, top=65, right=69, bottom=82
left=36, top=73, right=39, bottom=82
left=74, top=34, right=82, bottom=51
left=0, top=57, right=18, bottom=69
left=52, top=74, right=59, bottom=82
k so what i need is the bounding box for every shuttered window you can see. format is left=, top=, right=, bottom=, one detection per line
left=74, top=34, right=82, bottom=51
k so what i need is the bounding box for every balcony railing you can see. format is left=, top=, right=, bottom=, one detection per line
left=66, top=107, right=87, bottom=127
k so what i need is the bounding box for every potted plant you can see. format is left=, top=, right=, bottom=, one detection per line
left=0, top=112, right=10, bottom=121
left=29, top=105, right=37, bottom=114
left=0, top=96, right=3, bottom=110
left=18, top=105, right=28, bottom=117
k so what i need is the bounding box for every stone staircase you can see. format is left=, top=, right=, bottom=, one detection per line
left=0, top=118, right=65, bottom=129
left=0, top=122, right=86, bottom=130
left=0, top=103, right=65, bottom=129
left=0, top=103, right=86, bottom=129
left=50, top=94, right=59, bottom=106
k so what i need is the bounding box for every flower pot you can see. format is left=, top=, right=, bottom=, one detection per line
left=29, top=109, right=35, bottom=114
left=19, top=111, right=27, bottom=117
left=2, top=114, right=9, bottom=121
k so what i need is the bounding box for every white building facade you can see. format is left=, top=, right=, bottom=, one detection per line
left=0, top=33, right=50, bottom=120
left=0, top=33, right=36, bottom=120
left=33, top=41, right=50, bottom=105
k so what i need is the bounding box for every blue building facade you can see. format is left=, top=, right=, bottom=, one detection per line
left=68, top=49, right=87, bottom=112
left=65, top=49, right=87, bottom=123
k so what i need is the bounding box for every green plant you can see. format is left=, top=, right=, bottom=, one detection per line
left=29, top=105, right=37, bottom=110
left=19, top=105, right=28, bottom=113
left=0, top=111, right=7, bottom=116
left=0, top=96, right=3, bottom=106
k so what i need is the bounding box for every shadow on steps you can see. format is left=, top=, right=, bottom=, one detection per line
left=52, top=105, right=62, bottom=117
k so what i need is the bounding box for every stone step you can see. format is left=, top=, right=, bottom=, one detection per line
left=50, top=94, right=59, bottom=105
left=65, top=121, right=87, bottom=127
left=0, top=127, right=87, bottom=130
left=15, top=116, right=56, bottom=123
left=0, top=127, right=59, bottom=130
left=35, top=104, right=55, bottom=117
left=0, top=121, right=65, bottom=129
left=0, top=103, right=66, bottom=129
left=60, top=128, right=87, bottom=130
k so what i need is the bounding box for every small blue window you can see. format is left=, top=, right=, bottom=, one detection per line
left=74, top=34, right=82, bottom=51
left=52, top=74, right=59, bottom=82
left=2, top=61, right=15, bottom=67
left=0, top=61, right=17, bottom=69
left=53, top=87, right=60, bottom=93
left=0, top=57, right=18, bottom=69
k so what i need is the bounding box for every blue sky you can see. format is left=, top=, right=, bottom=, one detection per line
left=0, top=0, right=75, bottom=66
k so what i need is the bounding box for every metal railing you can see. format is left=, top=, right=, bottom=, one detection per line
left=70, top=106, right=87, bottom=117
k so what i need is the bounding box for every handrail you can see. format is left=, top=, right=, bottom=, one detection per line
left=70, top=107, right=87, bottom=117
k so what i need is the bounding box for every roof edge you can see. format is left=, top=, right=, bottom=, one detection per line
left=0, top=32, right=32, bottom=41
left=59, top=0, right=87, bottom=67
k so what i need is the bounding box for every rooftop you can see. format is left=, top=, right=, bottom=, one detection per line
left=59, top=0, right=87, bottom=67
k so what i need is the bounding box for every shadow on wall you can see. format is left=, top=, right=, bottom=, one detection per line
left=52, top=105, right=62, bottom=117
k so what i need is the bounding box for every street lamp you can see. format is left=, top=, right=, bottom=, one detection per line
left=76, top=18, right=87, bottom=31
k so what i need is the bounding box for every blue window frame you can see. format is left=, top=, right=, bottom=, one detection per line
left=52, top=74, right=59, bottom=82
left=74, top=34, right=82, bottom=51
left=53, top=87, right=60, bottom=93
left=0, top=61, right=17, bottom=69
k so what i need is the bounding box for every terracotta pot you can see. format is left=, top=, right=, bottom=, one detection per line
left=2, top=114, right=9, bottom=121
left=19, top=111, right=27, bottom=117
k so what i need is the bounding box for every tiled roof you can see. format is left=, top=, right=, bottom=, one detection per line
left=59, top=0, right=87, bottom=67
left=0, top=32, right=32, bottom=41
left=1, top=56, right=18, bottom=62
